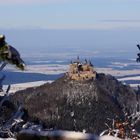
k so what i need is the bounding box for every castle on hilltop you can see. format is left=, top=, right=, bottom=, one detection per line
left=67, top=57, right=96, bottom=81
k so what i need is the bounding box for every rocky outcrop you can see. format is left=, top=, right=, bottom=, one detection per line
left=10, top=73, right=139, bottom=134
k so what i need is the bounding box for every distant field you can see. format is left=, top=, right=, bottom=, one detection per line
left=1, top=55, right=140, bottom=93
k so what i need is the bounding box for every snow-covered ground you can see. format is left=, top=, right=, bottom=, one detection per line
left=5, top=64, right=68, bottom=75
left=2, top=64, right=65, bottom=93
left=0, top=138, right=16, bottom=140
left=96, top=68, right=140, bottom=77
left=4, top=81, right=52, bottom=93
left=0, top=135, right=123, bottom=140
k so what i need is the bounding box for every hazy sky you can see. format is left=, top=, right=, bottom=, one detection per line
left=0, top=0, right=140, bottom=59
left=0, top=0, right=140, bottom=29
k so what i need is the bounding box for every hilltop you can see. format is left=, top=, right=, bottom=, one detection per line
left=9, top=73, right=140, bottom=134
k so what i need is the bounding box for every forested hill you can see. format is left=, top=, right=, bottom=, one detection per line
left=10, top=73, right=140, bottom=134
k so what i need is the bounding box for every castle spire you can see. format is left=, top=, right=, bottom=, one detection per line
left=89, top=60, right=93, bottom=67
left=77, top=56, right=80, bottom=63
left=85, top=59, right=87, bottom=64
